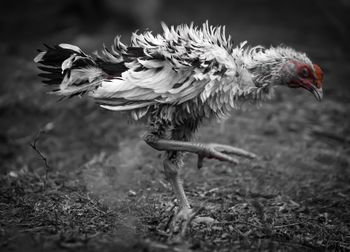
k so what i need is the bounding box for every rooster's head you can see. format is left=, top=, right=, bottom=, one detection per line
left=281, top=60, right=324, bottom=101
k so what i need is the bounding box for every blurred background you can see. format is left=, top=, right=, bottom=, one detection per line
left=0, top=0, right=350, bottom=251
left=1, top=0, right=350, bottom=56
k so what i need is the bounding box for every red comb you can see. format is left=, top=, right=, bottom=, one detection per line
left=313, top=64, right=324, bottom=88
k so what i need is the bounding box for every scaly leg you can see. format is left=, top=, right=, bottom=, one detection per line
left=144, top=132, right=256, bottom=238
left=163, top=152, right=210, bottom=238
left=144, top=134, right=256, bottom=168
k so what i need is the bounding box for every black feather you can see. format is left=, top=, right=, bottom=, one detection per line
left=71, top=58, right=96, bottom=68
left=38, top=73, right=59, bottom=79
left=36, top=44, right=95, bottom=86
left=134, top=65, right=146, bottom=72
left=173, top=83, right=183, bottom=89
left=96, top=59, right=127, bottom=76
left=43, top=78, right=62, bottom=85
left=38, top=66, right=61, bottom=73
left=43, top=43, right=52, bottom=50
left=126, top=47, right=145, bottom=57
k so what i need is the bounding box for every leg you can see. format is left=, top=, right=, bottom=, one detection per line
left=144, top=133, right=256, bottom=168
left=163, top=152, right=210, bottom=238
left=163, top=152, right=190, bottom=210
left=143, top=118, right=255, bottom=237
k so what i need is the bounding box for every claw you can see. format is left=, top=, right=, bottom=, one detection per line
left=197, top=149, right=238, bottom=169
left=209, top=150, right=239, bottom=164
left=197, top=143, right=257, bottom=168
left=213, top=144, right=257, bottom=159
left=144, top=135, right=257, bottom=169
left=197, top=155, right=204, bottom=169
left=169, top=207, right=194, bottom=238
left=169, top=207, right=211, bottom=240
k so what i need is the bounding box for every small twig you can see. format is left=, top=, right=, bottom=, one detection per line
left=215, top=220, right=264, bottom=229
left=72, top=193, right=109, bottom=215
left=230, top=226, right=249, bottom=238
left=216, top=220, right=303, bottom=230
left=20, top=227, right=46, bottom=233
left=30, top=129, right=51, bottom=189
left=273, top=222, right=303, bottom=229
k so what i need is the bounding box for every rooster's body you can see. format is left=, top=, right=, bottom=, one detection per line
left=35, top=22, right=324, bottom=235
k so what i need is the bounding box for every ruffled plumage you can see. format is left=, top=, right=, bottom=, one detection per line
left=34, top=22, right=314, bottom=121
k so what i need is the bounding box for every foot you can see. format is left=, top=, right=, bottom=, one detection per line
left=144, top=134, right=257, bottom=168
left=197, top=143, right=257, bottom=168
left=168, top=207, right=215, bottom=239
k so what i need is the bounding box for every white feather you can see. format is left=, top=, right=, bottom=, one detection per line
left=59, top=43, right=83, bottom=54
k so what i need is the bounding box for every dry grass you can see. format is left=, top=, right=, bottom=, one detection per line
left=1, top=93, right=349, bottom=251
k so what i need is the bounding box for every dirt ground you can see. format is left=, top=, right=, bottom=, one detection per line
left=1, top=0, right=349, bottom=251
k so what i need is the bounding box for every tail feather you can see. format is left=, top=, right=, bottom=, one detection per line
left=34, top=44, right=103, bottom=97
left=34, top=42, right=156, bottom=115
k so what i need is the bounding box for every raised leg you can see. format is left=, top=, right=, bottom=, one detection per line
left=144, top=133, right=256, bottom=168
left=143, top=120, right=256, bottom=238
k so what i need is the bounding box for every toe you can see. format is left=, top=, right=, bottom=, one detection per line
left=212, top=150, right=239, bottom=164
left=214, top=144, right=257, bottom=159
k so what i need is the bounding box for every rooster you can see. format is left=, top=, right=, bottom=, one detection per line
left=34, top=22, right=324, bottom=233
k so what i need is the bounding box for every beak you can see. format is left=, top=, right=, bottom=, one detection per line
left=311, top=86, right=323, bottom=101
left=298, top=79, right=323, bottom=102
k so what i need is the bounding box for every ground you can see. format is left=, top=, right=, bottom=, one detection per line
left=0, top=0, right=350, bottom=251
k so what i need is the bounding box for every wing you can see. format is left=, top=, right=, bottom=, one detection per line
left=91, top=22, right=237, bottom=112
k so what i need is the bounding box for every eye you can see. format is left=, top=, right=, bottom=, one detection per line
left=300, top=67, right=309, bottom=78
